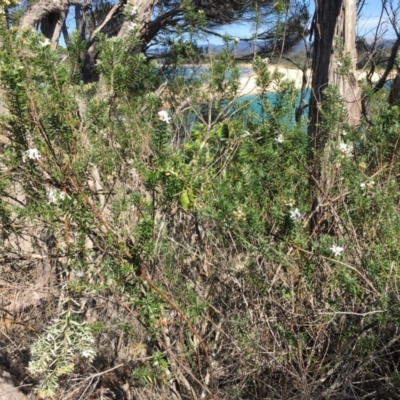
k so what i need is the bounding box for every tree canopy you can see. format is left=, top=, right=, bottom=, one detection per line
left=3, top=0, right=308, bottom=80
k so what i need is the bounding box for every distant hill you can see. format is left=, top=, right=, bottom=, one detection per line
left=149, top=38, right=398, bottom=60
left=195, top=40, right=308, bottom=57
left=198, top=41, right=262, bottom=57
left=149, top=40, right=263, bottom=58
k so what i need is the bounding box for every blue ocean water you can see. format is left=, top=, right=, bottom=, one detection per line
left=159, top=65, right=311, bottom=115
left=161, top=65, right=393, bottom=123
left=235, top=89, right=311, bottom=117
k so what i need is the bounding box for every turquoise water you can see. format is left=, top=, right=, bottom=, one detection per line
left=235, top=89, right=311, bottom=117
left=159, top=65, right=311, bottom=117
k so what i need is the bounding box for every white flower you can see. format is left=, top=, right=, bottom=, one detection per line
left=127, top=21, right=137, bottom=31
left=130, top=5, right=138, bottom=16
left=124, top=4, right=138, bottom=16
left=39, top=38, right=51, bottom=47
left=330, top=245, right=344, bottom=257
left=47, top=188, right=57, bottom=204
left=158, top=110, right=171, bottom=123
left=262, top=57, right=270, bottom=64
left=360, top=180, right=375, bottom=190
left=47, top=188, right=68, bottom=205
left=275, top=134, right=284, bottom=144
left=81, top=350, right=93, bottom=359
left=22, top=148, right=41, bottom=163
left=338, top=142, right=353, bottom=158
left=342, top=130, right=347, bottom=136
left=290, top=208, right=304, bottom=223
left=338, top=142, right=350, bottom=152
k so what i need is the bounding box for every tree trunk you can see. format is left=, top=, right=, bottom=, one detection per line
left=20, top=0, right=91, bottom=45
left=389, top=70, right=400, bottom=106
left=117, top=0, right=158, bottom=45
left=20, top=0, right=89, bottom=30
left=82, top=0, right=158, bottom=82
left=308, top=0, right=361, bottom=237
left=50, top=10, right=68, bottom=48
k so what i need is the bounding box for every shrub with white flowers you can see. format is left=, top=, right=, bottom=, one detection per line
left=330, top=244, right=344, bottom=257
left=275, top=134, right=284, bottom=144
left=338, top=141, right=353, bottom=158
left=158, top=110, right=171, bottom=123
left=22, top=148, right=41, bottom=162
left=290, top=208, right=304, bottom=222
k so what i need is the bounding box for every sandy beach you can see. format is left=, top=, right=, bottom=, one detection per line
left=238, top=65, right=395, bottom=96
left=238, top=65, right=310, bottom=95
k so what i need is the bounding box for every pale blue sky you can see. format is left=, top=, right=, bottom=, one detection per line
left=358, top=1, right=397, bottom=38
left=210, top=1, right=396, bottom=45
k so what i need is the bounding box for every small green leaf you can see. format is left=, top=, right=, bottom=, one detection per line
left=180, top=191, right=190, bottom=210
left=187, top=188, right=195, bottom=203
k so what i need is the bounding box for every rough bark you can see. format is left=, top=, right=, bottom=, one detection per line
left=309, top=0, right=360, bottom=141
left=308, top=0, right=361, bottom=237
left=20, top=0, right=91, bottom=49
left=389, top=70, right=400, bottom=105
left=328, top=0, right=361, bottom=126
left=118, top=0, right=158, bottom=44
left=20, top=0, right=90, bottom=30
left=50, top=10, right=68, bottom=48
left=75, top=4, right=85, bottom=38
left=40, top=11, right=61, bottom=38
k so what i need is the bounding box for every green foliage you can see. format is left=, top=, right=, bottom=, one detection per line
left=28, top=307, right=96, bottom=397
left=1, top=12, right=400, bottom=400
left=132, top=366, right=158, bottom=386
left=170, top=39, right=202, bottom=65
left=334, top=36, right=353, bottom=74
left=96, top=34, right=157, bottom=95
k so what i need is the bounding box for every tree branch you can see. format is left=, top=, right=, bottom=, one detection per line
left=20, top=0, right=91, bottom=30
left=145, top=5, right=182, bottom=43
left=89, top=0, right=124, bottom=42
left=373, top=36, right=400, bottom=91
left=50, top=10, right=68, bottom=48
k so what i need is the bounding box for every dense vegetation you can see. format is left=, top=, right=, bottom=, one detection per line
left=1, top=1, right=400, bottom=399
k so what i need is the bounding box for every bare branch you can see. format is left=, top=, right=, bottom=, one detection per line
left=89, top=0, right=124, bottom=41
left=50, top=10, right=67, bottom=48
